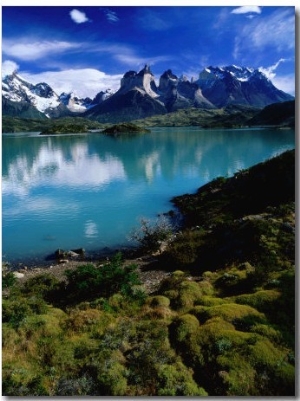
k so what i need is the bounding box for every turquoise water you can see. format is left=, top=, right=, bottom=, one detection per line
left=2, top=127, right=295, bottom=264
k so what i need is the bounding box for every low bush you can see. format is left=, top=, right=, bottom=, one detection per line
left=64, top=253, right=143, bottom=302
left=130, top=216, right=173, bottom=252
left=2, top=271, right=17, bottom=289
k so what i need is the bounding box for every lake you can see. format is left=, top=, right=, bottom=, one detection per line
left=2, top=127, right=295, bottom=265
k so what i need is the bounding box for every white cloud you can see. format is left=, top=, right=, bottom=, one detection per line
left=20, top=68, right=123, bottom=98
left=258, top=59, right=286, bottom=80
left=2, top=60, right=19, bottom=78
left=231, top=6, right=261, bottom=15
left=259, top=59, right=294, bottom=96
left=2, top=39, right=80, bottom=61
left=272, top=74, right=295, bottom=96
left=70, top=9, right=89, bottom=24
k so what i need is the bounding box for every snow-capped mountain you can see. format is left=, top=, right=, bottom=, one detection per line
left=196, top=65, right=293, bottom=108
left=59, top=92, right=94, bottom=113
left=2, top=65, right=294, bottom=121
left=2, top=72, right=103, bottom=118
left=2, top=72, right=68, bottom=118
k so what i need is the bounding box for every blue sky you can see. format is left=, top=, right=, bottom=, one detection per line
left=2, top=5, right=296, bottom=98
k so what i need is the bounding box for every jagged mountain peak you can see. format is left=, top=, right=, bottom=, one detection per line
left=2, top=64, right=294, bottom=121
left=119, top=65, right=159, bottom=98
left=197, top=64, right=293, bottom=108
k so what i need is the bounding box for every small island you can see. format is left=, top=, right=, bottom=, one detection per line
left=40, top=123, right=89, bottom=135
left=102, top=122, right=151, bottom=137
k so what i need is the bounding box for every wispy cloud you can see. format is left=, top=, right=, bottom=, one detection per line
left=70, top=9, right=89, bottom=24
left=258, top=59, right=294, bottom=95
left=114, top=53, right=172, bottom=69
left=137, top=9, right=172, bottom=31
left=233, top=8, right=294, bottom=60
left=103, top=9, right=119, bottom=23
left=231, top=6, right=261, bottom=15
left=2, top=39, right=81, bottom=61
left=259, top=58, right=287, bottom=80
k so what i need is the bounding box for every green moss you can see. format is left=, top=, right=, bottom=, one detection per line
left=157, top=362, right=208, bottom=396
left=250, top=323, right=282, bottom=343
left=234, top=290, right=281, bottom=313
left=96, top=352, right=128, bottom=396
left=196, top=316, right=236, bottom=333
left=65, top=308, right=106, bottom=333
left=216, top=354, right=256, bottom=396
left=146, top=295, right=171, bottom=308
left=170, top=314, right=200, bottom=343
left=195, top=295, right=227, bottom=307
left=196, top=303, right=265, bottom=326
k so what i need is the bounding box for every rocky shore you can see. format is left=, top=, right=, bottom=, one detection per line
left=6, top=246, right=172, bottom=295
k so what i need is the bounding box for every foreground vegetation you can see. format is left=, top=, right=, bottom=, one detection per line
left=2, top=150, right=295, bottom=396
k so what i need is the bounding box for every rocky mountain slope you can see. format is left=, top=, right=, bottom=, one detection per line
left=2, top=65, right=293, bottom=123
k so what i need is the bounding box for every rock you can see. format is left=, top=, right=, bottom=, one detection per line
left=55, top=249, right=66, bottom=258
left=13, top=272, right=25, bottom=278
left=72, top=248, right=85, bottom=256
left=58, top=259, right=69, bottom=264
left=67, top=251, right=80, bottom=258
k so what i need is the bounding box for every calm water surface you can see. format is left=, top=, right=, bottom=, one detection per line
left=2, top=127, right=295, bottom=264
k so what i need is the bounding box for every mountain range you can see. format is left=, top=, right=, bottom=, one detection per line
left=2, top=65, right=294, bottom=123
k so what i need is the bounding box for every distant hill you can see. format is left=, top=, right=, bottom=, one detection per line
left=249, top=100, right=295, bottom=127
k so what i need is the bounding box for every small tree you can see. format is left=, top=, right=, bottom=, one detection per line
left=130, top=216, right=173, bottom=253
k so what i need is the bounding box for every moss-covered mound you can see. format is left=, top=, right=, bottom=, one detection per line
left=2, top=151, right=295, bottom=396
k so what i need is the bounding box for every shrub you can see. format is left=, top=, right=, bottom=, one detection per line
left=55, top=374, right=96, bottom=396
left=2, top=366, right=49, bottom=396
left=164, top=229, right=205, bottom=267
left=64, top=253, right=143, bottom=302
left=22, top=273, right=61, bottom=301
left=2, top=271, right=17, bottom=289
left=2, top=297, right=34, bottom=327
left=130, top=216, right=173, bottom=252
left=65, top=308, right=104, bottom=332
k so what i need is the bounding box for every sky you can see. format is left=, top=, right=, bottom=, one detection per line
left=1, top=4, right=296, bottom=98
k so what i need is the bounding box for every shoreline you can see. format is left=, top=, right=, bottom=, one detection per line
left=4, top=245, right=174, bottom=295
left=4, top=244, right=142, bottom=271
